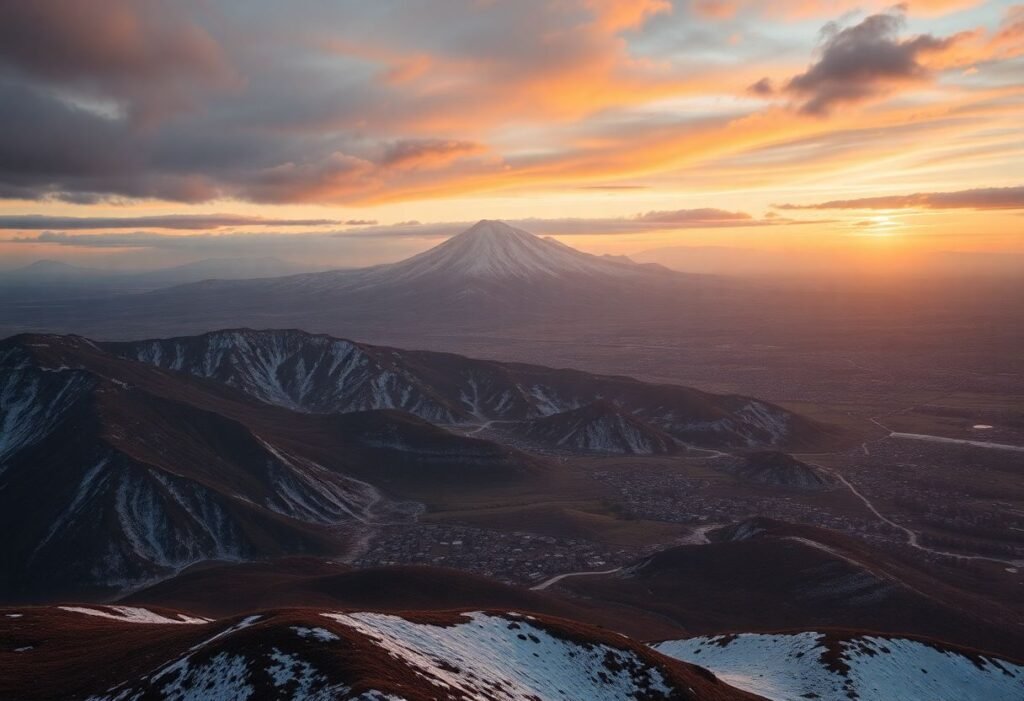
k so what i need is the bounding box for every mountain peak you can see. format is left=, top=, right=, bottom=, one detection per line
left=448, top=220, right=541, bottom=250
left=458, top=219, right=529, bottom=238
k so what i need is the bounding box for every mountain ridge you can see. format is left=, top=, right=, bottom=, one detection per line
left=0, top=605, right=764, bottom=701
left=101, top=327, right=831, bottom=451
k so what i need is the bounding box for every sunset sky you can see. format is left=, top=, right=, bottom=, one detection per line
left=0, top=0, right=1022, bottom=272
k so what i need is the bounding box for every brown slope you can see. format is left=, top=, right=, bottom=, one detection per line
left=557, top=518, right=1024, bottom=660
left=120, top=558, right=684, bottom=640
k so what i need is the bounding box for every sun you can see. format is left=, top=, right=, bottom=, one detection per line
left=857, top=214, right=903, bottom=236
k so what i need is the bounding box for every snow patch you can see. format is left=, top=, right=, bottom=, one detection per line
left=655, top=632, right=1024, bottom=701
left=324, top=611, right=675, bottom=700
left=59, top=606, right=209, bottom=625
left=267, top=648, right=330, bottom=695
left=292, top=626, right=340, bottom=642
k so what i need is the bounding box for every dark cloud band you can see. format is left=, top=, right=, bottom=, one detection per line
left=0, top=214, right=345, bottom=230
left=775, top=186, right=1024, bottom=211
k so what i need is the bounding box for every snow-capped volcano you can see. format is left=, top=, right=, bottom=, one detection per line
left=382, top=219, right=652, bottom=281
left=0, top=220, right=689, bottom=338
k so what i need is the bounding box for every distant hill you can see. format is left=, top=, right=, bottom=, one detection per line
left=717, top=450, right=835, bottom=490
left=0, top=257, right=323, bottom=296
left=555, top=518, right=1024, bottom=661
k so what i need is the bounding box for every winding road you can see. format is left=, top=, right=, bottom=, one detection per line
left=812, top=460, right=1024, bottom=569
left=530, top=567, right=623, bottom=591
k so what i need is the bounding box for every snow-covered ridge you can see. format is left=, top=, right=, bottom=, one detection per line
left=108, top=328, right=805, bottom=450
left=654, top=632, right=1024, bottom=701
left=112, top=329, right=461, bottom=422
left=324, top=611, right=676, bottom=701
left=31, top=609, right=721, bottom=701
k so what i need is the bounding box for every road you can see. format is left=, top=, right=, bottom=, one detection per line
left=530, top=567, right=623, bottom=591
left=813, top=461, right=1024, bottom=569
left=889, top=432, right=1024, bottom=453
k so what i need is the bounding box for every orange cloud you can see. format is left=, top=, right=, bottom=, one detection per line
left=316, top=0, right=697, bottom=136
left=691, top=0, right=984, bottom=20
left=1, top=0, right=1019, bottom=217
left=379, top=139, right=487, bottom=169
left=584, top=0, right=672, bottom=30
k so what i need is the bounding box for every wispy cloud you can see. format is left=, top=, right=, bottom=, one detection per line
left=775, top=185, right=1024, bottom=210
left=7, top=209, right=803, bottom=249
left=0, top=214, right=348, bottom=230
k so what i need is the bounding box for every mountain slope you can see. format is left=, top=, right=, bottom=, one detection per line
left=105, top=328, right=826, bottom=450
left=0, top=336, right=395, bottom=598
left=655, top=632, right=1024, bottom=701
left=0, top=606, right=761, bottom=701
left=0, top=334, right=534, bottom=599
left=514, top=399, right=680, bottom=454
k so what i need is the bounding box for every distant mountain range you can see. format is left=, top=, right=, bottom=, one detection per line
left=0, top=257, right=324, bottom=298
left=0, top=220, right=720, bottom=338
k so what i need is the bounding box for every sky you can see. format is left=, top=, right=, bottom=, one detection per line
left=0, top=0, right=1022, bottom=274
